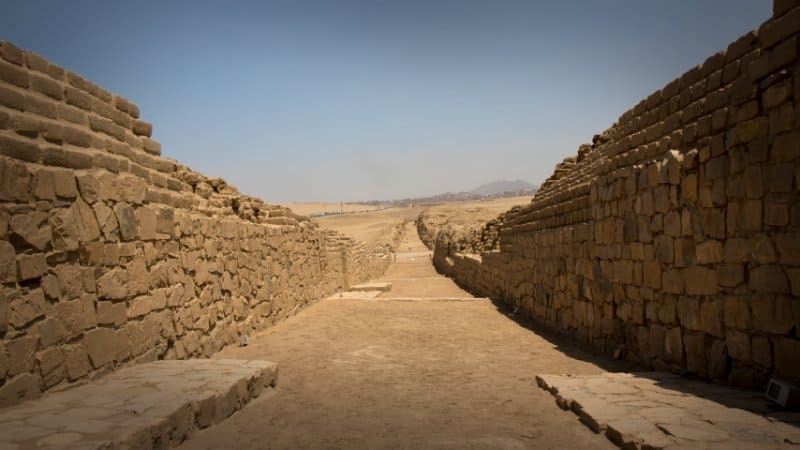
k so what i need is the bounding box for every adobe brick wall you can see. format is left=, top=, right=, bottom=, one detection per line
left=427, top=3, right=800, bottom=388
left=0, top=42, right=399, bottom=406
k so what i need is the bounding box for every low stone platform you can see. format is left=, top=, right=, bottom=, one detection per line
left=536, top=372, right=800, bottom=449
left=0, top=359, right=278, bottom=449
left=349, top=282, right=393, bottom=292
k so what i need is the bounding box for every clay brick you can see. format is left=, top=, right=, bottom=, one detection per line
left=133, top=120, right=152, bottom=137
left=61, top=125, right=91, bottom=148
left=0, top=41, right=23, bottom=65
left=89, top=115, right=126, bottom=141
left=0, top=59, right=29, bottom=88
left=143, top=138, right=161, bottom=156
left=29, top=73, right=62, bottom=100
left=64, top=86, right=92, bottom=110
left=0, top=133, right=40, bottom=163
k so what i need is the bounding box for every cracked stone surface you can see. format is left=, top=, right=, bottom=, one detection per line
left=536, top=372, right=800, bottom=449
left=0, top=359, right=277, bottom=449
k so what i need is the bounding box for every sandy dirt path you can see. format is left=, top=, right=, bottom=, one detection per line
left=182, top=224, right=621, bottom=449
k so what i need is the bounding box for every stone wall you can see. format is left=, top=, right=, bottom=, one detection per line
left=0, top=42, right=398, bottom=406
left=429, top=2, right=800, bottom=389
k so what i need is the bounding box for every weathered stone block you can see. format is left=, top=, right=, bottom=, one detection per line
left=774, top=337, right=800, bottom=379
left=16, top=253, right=46, bottom=281
left=699, top=299, right=724, bottom=337
left=136, top=206, right=157, bottom=240
left=776, top=233, right=800, bottom=264
left=127, top=295, right=151, bottom=319
left=685, top=266, right=718, bottom=295
left=752, top=296, right=794, bottom=334
left=790, top=268, right=800, bottom=296
left=752, top=336, right=772, bottom=369
left=113, top=202, right=137, bottom=241
left=741, top=199, right=762, bottom=232
left=7, top=335, right=36, bottom=375
left=677, top=296, right=699, bottom=330
left=643, top=261, right=661, bottom=289
left=69, top=198, right=100, bottom=243
left=37, top=346, right=66, bottom=388
left=0, top=373, right=41, bottom=407
left=96, top=268, right=128, bottom=300
left=9, top=288, right=45, bottom=329
left=76, top=172, right=100, bottom=203
left=718, top=264, right=745, bottom=288
left=674, top=238, right=694, bottom=268
left=662, top=269, right=684, bottom=295
left=0, top=240, right=16, bottom=283
left=696, top=240, right=722, bottom=264
left=85, top=327, right=130, bottom=368
left=725, top=330, right=752, bottom=363
left=684, top=332, right=708, bottom=377
left=749, top=264, right=790, bottom=294
left=771, top=131, right=799, bottom=162
left=10, top=211, right=51, bottom=251
left=65, top=343, right=91, bottom=380
left=663, top=327, right=683, bottom=365
left=93, top=202, right=119, bottom=241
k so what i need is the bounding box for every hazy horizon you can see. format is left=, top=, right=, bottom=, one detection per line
left=2, top=0, right=770, bottom=202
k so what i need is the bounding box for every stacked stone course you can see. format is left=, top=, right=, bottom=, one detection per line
left=0, top=42, right=399, bottom=406
left=430, top=3, right=800, bottom=388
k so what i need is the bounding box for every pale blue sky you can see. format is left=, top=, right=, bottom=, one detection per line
left=2, top=1, right=769, bottom=202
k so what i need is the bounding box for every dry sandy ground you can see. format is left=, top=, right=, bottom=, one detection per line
left=304, top=196, right=530, bottom=247
left=312, top=206, right=423, bottom=247
left=287, top=202, right=382, bottom=217
left=420, top=195, right=531, bottom=229
left=182, top=224, right=625, bottom=450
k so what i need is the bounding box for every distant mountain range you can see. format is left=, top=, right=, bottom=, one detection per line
left=361, top=180, right=538, bottom=206
left=468, top=180, right=537, bottom=197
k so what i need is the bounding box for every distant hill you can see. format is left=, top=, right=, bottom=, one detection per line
left=359, top=179, right=538, bottom=207
left=469, top=180, right=537, bottom=197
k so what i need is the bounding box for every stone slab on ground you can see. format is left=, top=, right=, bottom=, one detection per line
left=327, top=290, right=384, bottom=299
left=0, top=359, right=277, bottom=450
left=536, top=372, right=800, bottom=449
left=350, top=282, right=392, bottom=292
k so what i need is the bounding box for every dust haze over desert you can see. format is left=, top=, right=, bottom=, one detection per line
left=1, top=1, right=799, bottom=450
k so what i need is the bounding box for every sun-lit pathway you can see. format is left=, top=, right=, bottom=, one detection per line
left=182, top=224, right=619, bottom=449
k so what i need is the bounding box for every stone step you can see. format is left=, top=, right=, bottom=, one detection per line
left=349, top=282, right=392, bottom=292
left=0, top=359, right=277, bottom=449
left=536, top=372, right=800, bottom=449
